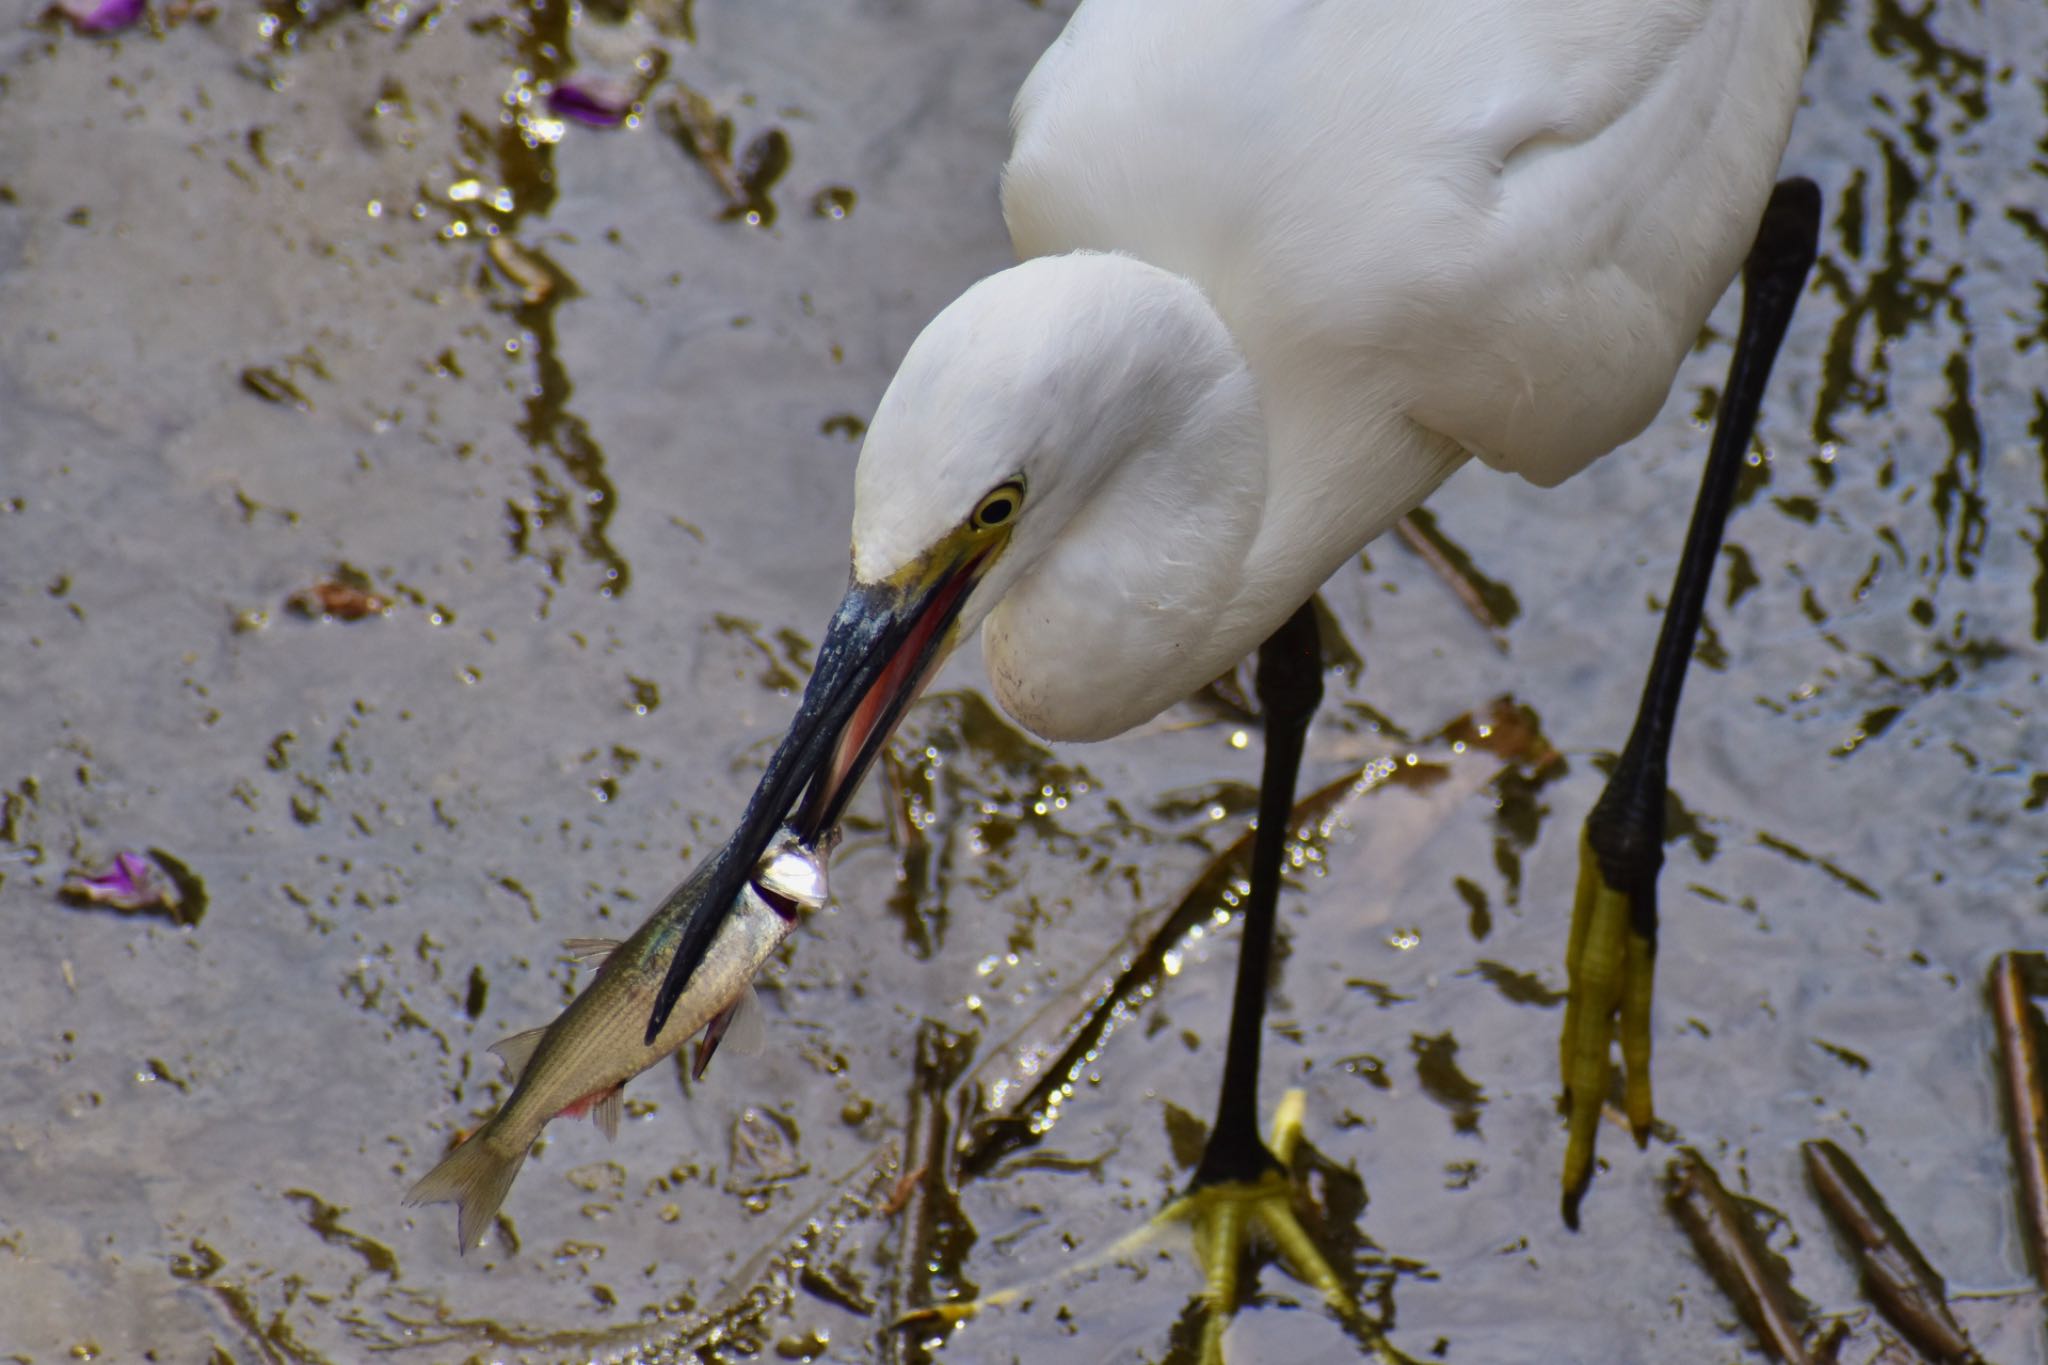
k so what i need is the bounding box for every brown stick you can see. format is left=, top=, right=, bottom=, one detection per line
left=1666, top=1148, right=1814, bottom=1365
left=1990, top=950, right=2048, bottom=1291
left=1801, top=1139, right=1982, bottom=1365
left=882, top=1020, right=974, bottom=1361
left=1394, top=513, right=1510, bottom=647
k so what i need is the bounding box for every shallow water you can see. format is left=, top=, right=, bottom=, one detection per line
left=0, top=2, right=2042, bottom=1362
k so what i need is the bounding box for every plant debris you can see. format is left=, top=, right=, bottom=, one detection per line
left=659, top=85, right=789, bottom=225
left=1990, top=950, right=2048, bottom=1291
left=1666, top=1148, right=1817, bottom=1364
left=287, top=571, right=389, bottom=621
left=1801, top=1138, right=1984, bottom=1365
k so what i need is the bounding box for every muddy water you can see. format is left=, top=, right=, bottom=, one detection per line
left=0, top=2, right=2041, bottom=1362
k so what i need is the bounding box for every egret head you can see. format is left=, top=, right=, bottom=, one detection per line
left=755, top=252, right=1249, bottom=824
left=849, top=252, right=1231, bottom=588
left=643, top=251, right=1252, bottom=1040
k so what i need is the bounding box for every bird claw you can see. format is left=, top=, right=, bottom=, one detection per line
left=904, top=1091, right=1410, bottom=1364
left=1559, top=834, right=1658, bottom=1226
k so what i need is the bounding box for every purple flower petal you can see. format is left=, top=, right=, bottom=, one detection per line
left=547, top=80, right=632, bottom=129
left=54, top=0, right=147, bottom=33
left=63, top=850, right=167, bottom=911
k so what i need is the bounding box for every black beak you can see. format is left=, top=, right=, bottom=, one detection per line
left=643, top=551, right=988, bottom=1043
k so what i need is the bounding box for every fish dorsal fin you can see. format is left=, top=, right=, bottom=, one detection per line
left=487, top=1025, right=548, bottom=1081
left=692, top=986, right=765, bottom=1081
left=561, top=937, right=621, bottom=969
left=591, top=1083, right=624, bottom=1141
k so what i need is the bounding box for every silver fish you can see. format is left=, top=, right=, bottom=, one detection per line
left=404, top=829, right=830, bottom=1252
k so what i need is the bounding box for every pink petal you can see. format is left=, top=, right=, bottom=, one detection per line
left=55, top=0, right=147, bottom=33
left=547, top=80, right=633, bottom=129
left=64, top=850, right=163, bottom=911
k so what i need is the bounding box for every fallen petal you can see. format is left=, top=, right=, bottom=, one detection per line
left=50, top=0, right=146, bottom=33
left=62, top=851, right=174, bottom=915
left=547, top=80, right=633, bottom=128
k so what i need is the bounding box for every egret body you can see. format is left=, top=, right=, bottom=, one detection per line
left=646, top=0, right=1823, bottom=1348
left=859, top=0, right=1812, bottom=741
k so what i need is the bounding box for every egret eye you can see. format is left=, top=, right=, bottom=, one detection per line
left=971, top=480, right=1025, bottom=531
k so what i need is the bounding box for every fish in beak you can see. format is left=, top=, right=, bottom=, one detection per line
left=405, top=828, right=831, bottom=1253
left=643, top=536, right=998, bottom=1043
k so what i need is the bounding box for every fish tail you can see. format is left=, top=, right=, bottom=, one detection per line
left=403, top=1125, right=529, bottom=1255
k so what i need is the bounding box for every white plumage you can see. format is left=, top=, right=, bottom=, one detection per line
left=849, top=0, right=1813, bottom=742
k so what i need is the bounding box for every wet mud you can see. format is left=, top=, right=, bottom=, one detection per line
left=0, top=1, right=2043, bottom=1362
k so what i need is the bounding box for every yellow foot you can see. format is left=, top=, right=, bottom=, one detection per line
left=1559, top=833, right=1657, bottom=1226
left=1165, top=1091, right=1355, bottom=1363
left=902, top=1091, right=1411, bottom=1364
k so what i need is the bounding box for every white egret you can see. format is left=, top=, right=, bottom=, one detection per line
left=647, top=0, right=1822, bottom=1347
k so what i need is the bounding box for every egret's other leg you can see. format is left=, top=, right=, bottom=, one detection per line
left=1560, top=178, right=1821, bottom=1225
left=1152, top=601, right=1393, bottom=1359
left=910, top=604, right=1405, bottom=1361
left=1195, top=595, right=1321, bottom=1189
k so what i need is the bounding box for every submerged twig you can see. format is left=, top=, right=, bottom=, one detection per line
left=952, top=762, right=1379, bottom=1179
left=1801, top=1139, right=1983, bottom=1365
left=485, top=237, right=559, bottom=306
left=1666, top=1148, right=1815, bottom=1365
left=883, top=1020, right=975, bottom=1363
left=1394, top=511, right=1511, bottom=648
left=1990, top=950, right=2048, bottom=1291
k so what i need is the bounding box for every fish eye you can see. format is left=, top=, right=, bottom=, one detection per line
left=971, top=480, right=1025, bottom=531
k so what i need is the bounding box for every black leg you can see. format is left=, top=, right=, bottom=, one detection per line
left=1560, top=177, right=1822, bottom=1226
left=915, top=601, right=1396, bottom=1357
left=1193, top=598, right=1324, bottom=1190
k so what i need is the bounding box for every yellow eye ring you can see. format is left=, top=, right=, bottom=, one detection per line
left=971, top=480, right=1025, bottom=531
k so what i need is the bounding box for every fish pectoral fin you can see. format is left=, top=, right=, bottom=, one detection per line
left=592, top=1083, right=624, bottom=1141
left=487, top=1025, right=549, bottom=1081
left=692, top=986, right=766, bottom=1082
left=726, top=984, right=767, bottom=1058
left=561, top=937, right=622, bottom=969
